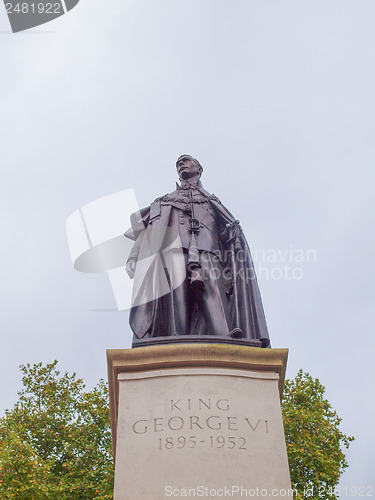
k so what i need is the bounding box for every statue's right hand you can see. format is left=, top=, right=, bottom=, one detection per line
left=126, top=259, right=136, bottom=279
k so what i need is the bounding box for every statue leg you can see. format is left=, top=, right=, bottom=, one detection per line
left=196, top=251, right=230, bottom=337
left=170, top=278, right=191, bottom=335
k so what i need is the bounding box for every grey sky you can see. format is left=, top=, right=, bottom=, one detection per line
left=1, top=0, right=374, bottom=491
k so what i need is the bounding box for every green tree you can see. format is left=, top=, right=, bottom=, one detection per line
left=282, top=369, right=354, bottom=499
left=0, top=361, right=113, bottom=499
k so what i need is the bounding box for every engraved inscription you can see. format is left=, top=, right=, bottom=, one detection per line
left=158, top=435, right=248, bottom=450
left=131, top=397, right=271, bottom=450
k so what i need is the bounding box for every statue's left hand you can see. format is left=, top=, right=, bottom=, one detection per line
left=126, top=259, right=137, bottom=279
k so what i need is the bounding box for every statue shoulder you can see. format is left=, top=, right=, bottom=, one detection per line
left=154, top=188, right=188, bottom=204
left=209, top=193, right=222, bottom=204
left=197, top=185, right=221, bottom=204
left=154, top=191, right=170, bottom=202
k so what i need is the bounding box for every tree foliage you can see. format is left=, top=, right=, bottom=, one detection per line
left=282, top=369, right=354, bottom=499
left=0, top=363, right=353, bottom=499
left=0, top=361, right=113, bottom=499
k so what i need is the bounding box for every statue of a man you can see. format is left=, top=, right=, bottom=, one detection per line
left=125, top=155, right=270, bottom=347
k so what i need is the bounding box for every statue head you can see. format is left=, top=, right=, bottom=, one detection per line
left=176, top=155, right=203, bottom=181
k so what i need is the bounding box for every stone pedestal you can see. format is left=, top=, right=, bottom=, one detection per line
left=107, top=344, right=292, bottom=499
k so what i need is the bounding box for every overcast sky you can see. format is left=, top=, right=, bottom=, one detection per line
left=1, top=0, right=374, bottom=492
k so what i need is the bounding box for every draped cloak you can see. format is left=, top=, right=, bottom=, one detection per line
left=125, top=185, right=270, bottom=347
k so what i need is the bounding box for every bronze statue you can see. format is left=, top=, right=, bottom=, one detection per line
left=125, top=155, right=270, bottom=348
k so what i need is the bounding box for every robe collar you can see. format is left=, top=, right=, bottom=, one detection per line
left=176, top=179, right=204, bottom=191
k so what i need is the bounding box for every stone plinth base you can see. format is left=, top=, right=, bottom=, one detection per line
left=107, top=344, right=292, bottom=500
left=132, top=335, right=262, bottom=348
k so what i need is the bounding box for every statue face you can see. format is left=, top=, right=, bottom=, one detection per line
left=176, top=155, right=201, bottom=180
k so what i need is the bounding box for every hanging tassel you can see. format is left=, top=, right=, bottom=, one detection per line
left=187, top=232, right=204, bottom=290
